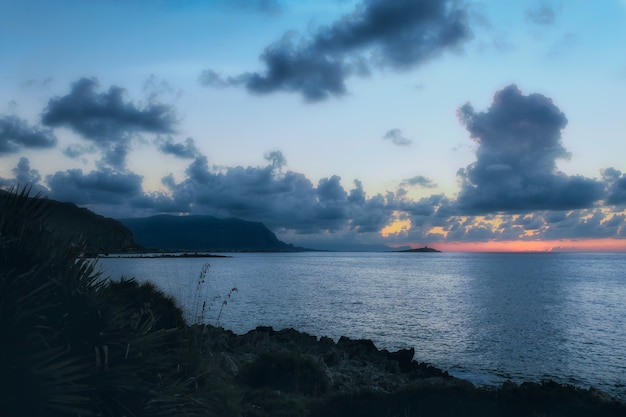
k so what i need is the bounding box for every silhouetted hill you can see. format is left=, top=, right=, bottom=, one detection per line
left=118, top=215, right=305, bottom=252
left=0, top=190, right=139, bottom=254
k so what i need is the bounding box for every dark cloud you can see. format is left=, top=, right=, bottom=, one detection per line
left=12, top=157, right=42, bottom=186
left=525, top=3, right=556, bottom=26
left=540, top=209, right=625, bottom=240
left=41, top=77, right=177, bottom=168
left=383, top=128, right=412, bottom=146
left=317, top=175, right=347, bottom=201
left=401, top=175, right=436, bottom=188
left=264, top=150, right=287, bottom=171
left=6, top=150, right=622, bottom=249
left=348, top=179, right=366, bottom=205
left=155, top=137, right=199, bottom=159
left=603, top=168, right=626, bottom=206
left=0, top=115, right=57, bottom=154
left=62, top=143, right=94, bottom=159
left=149, top=156, right=400, bottom=236
left=400, top=194, right=450, bottom=220
left=46, top=168, right=144, bottom=205
left=0, top=157, right=48, bottom=195
left=455, top=84, right=604, bottom=214
left=200, top=36, right=355, bottom=102
left=202, top=0, right=472, bottom=101
left=42, top=78, right=177, bottom=139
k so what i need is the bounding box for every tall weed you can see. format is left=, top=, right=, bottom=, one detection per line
left=191, top=262, right=238, bottom=326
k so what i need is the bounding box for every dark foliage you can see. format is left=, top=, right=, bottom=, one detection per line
left=239, top=351, right=330, bottom=395
left=309, top=381, right=626, bottom=417
left=0, top=186, right=236, bottom=417
left=107, top=278, right=185, bottom=330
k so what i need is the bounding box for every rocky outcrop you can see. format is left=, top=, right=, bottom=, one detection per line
left=198, top=325, right=626, bottom=417
left=202, top=326, right=455, bottom=396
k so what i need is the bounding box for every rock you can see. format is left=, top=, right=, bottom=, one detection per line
left=385, top=347, right=415, bottom=372
left=337, top=336, right=379, bottom=356
left=200, top=325, right=461, bottom=396
left=198, top=325, right=626, bottom=416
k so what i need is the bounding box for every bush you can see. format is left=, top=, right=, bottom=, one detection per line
left=0, top=187, right=237, bottom=417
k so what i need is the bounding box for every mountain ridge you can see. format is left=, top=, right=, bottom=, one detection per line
left=0, top=189, right=140, bottom=254
left=118, top=214, right=308, bottom=252
left=0, top=190, right=308, bottom=253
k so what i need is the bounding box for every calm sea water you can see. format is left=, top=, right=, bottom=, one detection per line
left=98, top=252, right=626, bottom=400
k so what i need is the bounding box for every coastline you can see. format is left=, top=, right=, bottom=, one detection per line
left=200, top=324, right=626, bottom=416
left=94, top=252, right=232, bottom=258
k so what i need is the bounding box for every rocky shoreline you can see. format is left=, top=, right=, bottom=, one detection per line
left=200, top=325, right=626, bottom=417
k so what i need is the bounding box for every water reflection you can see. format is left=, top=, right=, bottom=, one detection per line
left=453, top=253, right=570, bottom=384
left=98, top=252, right=626, bottom=399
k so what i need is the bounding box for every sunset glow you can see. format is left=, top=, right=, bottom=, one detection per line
left=427, top=238, right=626, bottom=253
left=381, top=215, right=412, bottom=237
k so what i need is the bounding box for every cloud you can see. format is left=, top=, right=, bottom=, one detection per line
left=62, top=143, right=94, bottom=160
left=46, top=168, right=144, bottom=205
left=383, top=128, right=413, bottom=146
left=400, top=175, right=436, bottom=188
left=0, top=157, right=48, bottom=195
left=12, top=157, right=42, bottom=185
left=155, top=137, right=200, bottom=159
left=4, top=77, right=624, bottom=248
left=198, top=70, right=232, bottom=88
left=540, top=209, right=626, bottom=240
left=41, top=77, right=177, bottom=168
left=603, top=168, right=626, bottom=206
left=455, top=84, right=604, bottom=214
left=264, top=150, right=287, bottom=171
left=0, top=115, right=57, bottom=154
left=201, top=0, right=472, bottom=101
left=318, top=175, right=348, bottom=201
left=142, top=74, right=183, bottom=103
left=231, top=32, right=352, bottom=101
left=525, top=2, right=556, bottom=26
left=4, top=148, right=623, bottom=249
left=151, top=155, right=401, bottom=236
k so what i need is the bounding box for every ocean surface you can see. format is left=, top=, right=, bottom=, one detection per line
left=97, top=251, right=626, bottom=400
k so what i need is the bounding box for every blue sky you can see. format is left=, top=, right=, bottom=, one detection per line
left=2, top=0, right=626, bottom=251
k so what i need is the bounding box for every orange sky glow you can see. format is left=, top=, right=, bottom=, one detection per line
left=405, top=238, right=626, bottom=253
left=380, top=214, right=626, bottom=253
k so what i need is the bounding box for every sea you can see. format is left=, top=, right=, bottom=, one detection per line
left=97, top=251, right=626, bottom=400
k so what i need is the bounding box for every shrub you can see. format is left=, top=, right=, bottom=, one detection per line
left=0, top=186, right=236, bottom=416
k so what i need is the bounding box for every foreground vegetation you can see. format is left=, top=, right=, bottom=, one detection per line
left=2, top=187, right=625, bottom=416
left=0, top=187, right=238, bottom=416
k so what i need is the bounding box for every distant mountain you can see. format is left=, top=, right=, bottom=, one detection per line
left=118, top=215, right=306, bottom=252
left=0, top=190, right=140, bottom=254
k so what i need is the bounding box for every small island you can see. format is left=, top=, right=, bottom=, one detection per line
left=398, top=246, right=441, bottom=253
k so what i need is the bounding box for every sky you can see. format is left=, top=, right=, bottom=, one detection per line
left=1, top=0, right=626, bottom=252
